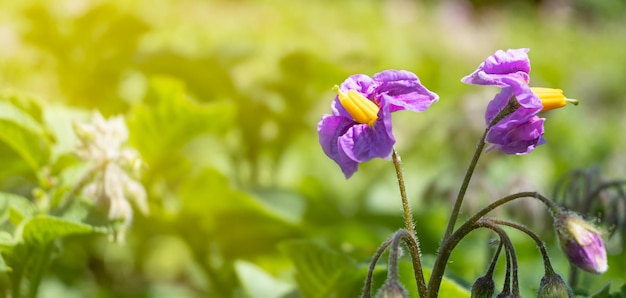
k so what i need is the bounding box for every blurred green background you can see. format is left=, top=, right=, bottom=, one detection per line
left=0, top=0, right=625, bottom=297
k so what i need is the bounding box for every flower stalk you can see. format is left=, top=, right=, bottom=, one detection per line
left=362, top=229, right=427, bottom=298
left=392, top=149, right=416, bottom=237
left=428, top=191, right=560, bottom=296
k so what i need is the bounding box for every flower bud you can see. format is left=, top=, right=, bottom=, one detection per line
left=554, top=212, right=608, bottom=274
left=471, top=275, right=495, bottom=298
left=376, top=280, right=407, bottom=298
left=538, top=273, right=572, bottom=298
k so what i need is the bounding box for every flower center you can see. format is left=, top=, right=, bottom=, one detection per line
left=334, top=86, right=379, bottom=125
left=531, top=87, right=579, bottom=112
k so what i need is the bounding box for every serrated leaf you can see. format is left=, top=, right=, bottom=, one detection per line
left=18, top=215, right=106, bottom=246
left=0, top=98, right=51, bottom=172
left=279, top=240, right=356, bottom=298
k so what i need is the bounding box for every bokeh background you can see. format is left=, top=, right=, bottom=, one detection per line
left=0, top=0, right=625, bottom=297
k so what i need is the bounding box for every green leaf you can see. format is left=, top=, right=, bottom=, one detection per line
left=178, top=169, right=300, bottom=258
left=422, top=267, right=470, bottom=298
left=589, top=283, right=612, bottom=298
left=127, top=76, right=235, bottom=170
left=0, top=231, right=17, bottom=252
left=0, top=253, right=10, bottom=272
left=17, top=215, right=106, bottom=246
left=0, top=231, right=14, bottom=272
left=0, top=192, right=36, bottom=225
left=0, top=95, right=52, bottom=172
left=234, top=260, right=294, bottom=298
left=279, top=240, right=356, bottom=298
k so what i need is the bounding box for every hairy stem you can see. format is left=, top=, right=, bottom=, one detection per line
left=475, top=219, right=519, bottom=296
left=392, top=149, right=416, bottom=237
left=442, top=128, right=488, bottom=240
left=488, top=218, right=556, bottom=276
left=399, top=230, right=428, bottom=298
left=502, top=244, right=512, bottom=295
left=428, top=191, right=559, bottom=296
left=361, top=229, right=427, bottom=298
left=442, top=97, right=520, bottom=241
left=362, top=236, right=393, bottom=298
left=485, top=241, right=503, bottom=279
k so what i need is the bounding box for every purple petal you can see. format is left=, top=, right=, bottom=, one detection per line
left=338, top=99, right=395, bottom=162
left=485, top=87, right=514, bottom=125
left=462, top=48, right=531, bottom=87
left=564, top=233, right=608, bottom=274
left=486, top=116, right=545, bottom=154
left=317, top=115, right=359, bottom=178
left=372, top=69, right=439, bottom=113
left=484, top=78, right=543, bottom=145
left=330, top=96, right=351, bottom=118
left=340, top=74, right=376, bottom=97
left=502, top=76, right=541, bottom=109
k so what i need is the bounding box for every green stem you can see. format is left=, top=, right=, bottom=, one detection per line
left=387, top=232, right=403, bottom=282
left=442, top=128, right=488, bottom=240
left=442, top=96, right=523, bottom=242
left=361, top=229, right=427, bottom=298
left=391, top=150, right=428, bottom=296
left=27, top=243, right=54, bottom=298
left=485, top=241, right=503, bottom=279
left=399, top=230, right=427, bottom=298
left=391, top=149, right=416, bottom=237
left=362, top=235, right=393, bottom=298
left=502, top=244, right=513, bottom=295
left=568, top=263, right=579, bottom=288
left=475, top=219, right=519, bottom=296
left=10, top=243, right=54, bottom=298
left=427, top=191, right=559, bottom=297
left=487, top=218, right=556, bottom=276
left=55, top=161, right=107, bottom=210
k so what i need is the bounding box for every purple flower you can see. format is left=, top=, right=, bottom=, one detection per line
left=318, top=70, right=438, bottom=178
left=555, top=212, right=608, bottom=274
left=462, top=48, right=577, bottom=155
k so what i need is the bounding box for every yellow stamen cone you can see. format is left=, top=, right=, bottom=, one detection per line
left=334, top=86, right=380, bottom=125
left=531, top=87, right=579, bottom=112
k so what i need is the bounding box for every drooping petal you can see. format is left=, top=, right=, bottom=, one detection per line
left=317, top=115, right=359, bottom=178
left=319, top=69, right=437, bottom=178
left=482, top=75, right=545, bottom=155
left=486, top=116, right=546, bottom=155
left=338, top=99, right=395, bottom=162
left=372, top=69, right=439, bottom=112
left=484, top=87, right=514, bottom=125
left=504, top=76, right=541, bottom=109
left=485, top=84, right=539, bottom=126
left=462, top=48, right=531, bottom=87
